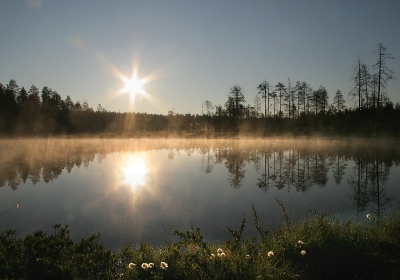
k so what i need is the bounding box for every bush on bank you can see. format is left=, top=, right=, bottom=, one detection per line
left=1, top=205, right=400, bottom=279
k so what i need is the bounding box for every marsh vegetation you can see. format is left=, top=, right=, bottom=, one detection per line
left=1, top=204, right=400, bottom=279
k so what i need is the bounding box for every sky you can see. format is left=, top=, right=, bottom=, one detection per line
left=1, top=0, right=399, bottom=115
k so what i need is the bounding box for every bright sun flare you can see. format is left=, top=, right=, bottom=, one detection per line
left=122, top=156, right=148, bottom=189
left=122, top=74, right=145, bottom=98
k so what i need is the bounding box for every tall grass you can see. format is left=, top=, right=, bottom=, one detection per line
left=1, top=200, right=399, bottom=279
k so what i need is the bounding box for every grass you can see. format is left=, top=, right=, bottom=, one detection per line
left=1, top=201, right=400, bottom=279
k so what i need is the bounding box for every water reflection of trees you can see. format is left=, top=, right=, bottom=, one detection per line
left=331, top=155, right=347, bottom=185
left=348, top=156, right=392, bottom=220
left=1, top=140, right=400, bottom=210
left=0, top=139, right=112, bottom=189
left=200, top=148, right=214, bottom=174
left=211, top=142, right=399, bottom=220
left=253, top=149, right=331, bottom=192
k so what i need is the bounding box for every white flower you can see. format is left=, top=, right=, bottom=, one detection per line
left=141, top=263, right=149, bottom=270
left=128, top=263, right=136, bottom=269
left=246, top=254, right=251, bottom=259
left=218, top=252, right=226, bottom=258
left=301, top=250, right=307, bottom=255
left=298, top=240, right=305, bottom=245
left=267, top=251, right=274, bottom=257
left=217, top=248, right=224, bottom=254
left=14, top=204, right=19, bottom=208
left=148, top=263, right=154, bottom=268
left=160, top=262, right=168, bottom=270
left=210, top=253, right=215, bottom=259
left=366, top=214, right=371, bottom=219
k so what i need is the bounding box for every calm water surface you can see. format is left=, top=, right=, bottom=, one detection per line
left=1, top=138, right=399, bottom=250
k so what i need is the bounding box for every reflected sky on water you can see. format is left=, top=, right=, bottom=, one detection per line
left=1, top=139, right=399, bottom=250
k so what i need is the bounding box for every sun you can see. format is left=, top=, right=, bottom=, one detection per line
left=105, top=55, right=164, bottom=110
left=122, top=73, right=145, bottom=98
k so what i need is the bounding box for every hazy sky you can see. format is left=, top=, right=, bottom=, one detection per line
left=1, top=0, right=399, bottom=114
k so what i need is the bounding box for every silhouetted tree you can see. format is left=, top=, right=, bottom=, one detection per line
left=284, top=78, right=296, bottom=119
left=227, top=85, right=246, bottom=119
left=3, top=80, right=20, bottom=131
left=372, top=43, right=395, bottom=110
left=257, top=80, right=270, bottom=117
left=225, top=85, right=246, bottom=131
left=41, top=86, right=52, bottom=110
left=15, top=86, right=30, bottom=133
left=50, top=90, right=64, bottom=111
left=296, top=81, right=311, bottom=116
left=203, top=100, right=214, bottom=116
left=349, top=55, right=368, bottom=111
left=16, top=86, right=28, bottom=108
left=332, top=89, right=346, bottom=113
left=275, top=82, right=286, bottom=117
left=311, top=86, right=328, bottom=115
left=74, top=101, right=82, bottom=111
left=253, top=94, right=262, bottom=118
left=28, top=85, right=41, bottom=109
left=64, top=95, right=74, bottom=111
left=0, top=83, right=6, bottom=131
left=82, top=100, right=93, bottom=112
left=270, top=90, right=277, bottom=117
left=26, top=85, right=42, bottom=132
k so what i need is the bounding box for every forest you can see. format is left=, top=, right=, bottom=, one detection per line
left=0, top=44, right=398, bottom=137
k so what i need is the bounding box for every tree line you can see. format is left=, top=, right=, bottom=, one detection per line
left=0, top=43, right=398, bottom=137
left=201, top=44, right=398, bottom=136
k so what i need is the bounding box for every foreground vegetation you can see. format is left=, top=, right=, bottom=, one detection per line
left=1, top=201, right=400, bottom=280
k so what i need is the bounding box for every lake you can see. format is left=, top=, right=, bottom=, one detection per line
left=1, top=138, right=399, bottom=251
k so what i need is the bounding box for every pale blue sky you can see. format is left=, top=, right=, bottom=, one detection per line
left=1, top=0, right=399, bottom=114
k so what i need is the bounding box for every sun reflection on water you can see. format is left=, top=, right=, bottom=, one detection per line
left=121, top=155, right=148, bottom=189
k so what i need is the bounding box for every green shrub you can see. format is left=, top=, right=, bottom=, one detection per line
left=1, top=204, right=399, bottom=279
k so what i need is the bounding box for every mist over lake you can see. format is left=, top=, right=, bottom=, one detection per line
left=1, top=138, right=399, bottom=251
